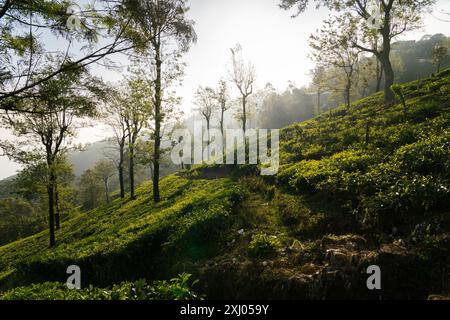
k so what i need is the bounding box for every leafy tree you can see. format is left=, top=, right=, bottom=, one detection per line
left=93, top=160, right=116, bottom=204
left=280, top=0, right=437, bottom=103
left=433, top=44, right=448, bottom=73
left=230, top=44, right=256, bottom=134
left=194, top=86, right=217, bottom=161
left=103, top=87, right=129, bottom=199
left=310, top=66, right=328, bottom=115
left=0, top=0, right=134, bottom=106
left=0, top=64, right=100, bottom=247
left=124, top=75, right=152, bottom=200
left=117, top=0, right=197, bottom=202
left=78, top=168, right=103, bottom=210
left=216, top=80, right=231, bottom=139
left=0, top=197, right=45, bottom=245
left=309, top=17, right=361, bottom=110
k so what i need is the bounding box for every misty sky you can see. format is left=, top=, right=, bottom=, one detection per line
left=1, top=0, right=449, bottom=179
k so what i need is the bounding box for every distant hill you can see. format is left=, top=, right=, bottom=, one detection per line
left=68, top=140, right=116, bottom=177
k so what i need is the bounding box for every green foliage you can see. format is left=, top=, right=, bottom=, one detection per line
left=0, top=198, right=46, bottom=246
left=0, top=273, right=199, bottom=300
left=277, top=70, right=450, bottom=231
left=0, top=175, right=244, bottom=290
left=248, top=233, right=281, bottom=258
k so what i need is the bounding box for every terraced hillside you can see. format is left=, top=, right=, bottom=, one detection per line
left=1, top=70, right=449, bottom=300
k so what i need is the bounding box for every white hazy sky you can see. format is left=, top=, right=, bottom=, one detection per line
left=1, top=0, right=449, bottom=179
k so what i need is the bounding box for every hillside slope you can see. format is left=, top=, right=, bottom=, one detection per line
left=0, top=70, right=449, bottom=300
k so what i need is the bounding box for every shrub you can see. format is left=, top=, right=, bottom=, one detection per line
left=247, top=233, right=281, bottom=258
left=0, top=273, right=200, bottom=300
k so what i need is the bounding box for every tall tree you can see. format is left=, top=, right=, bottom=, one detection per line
left=104, top=87, right=129, bottom=199
left=310, top=66, right=328, bottom=115
left=216, top=80, right=230, bottom=138
left=118, top=0, right=196, bottom=202
left=78, top=168, right=103, bottom=210
left=230, top=44, right=256, bottom=134
left=309, top=17, right=360, bottom=110
left=93, top=160, right=116, bottom=204
left=0, top=65, right=99, bottom=247
left=433, top=44, right=448, bottom=73
left=194, top=86, right=217, bottom=161
left=280, top=0, right=436, bottom=103
left=123, top=76, right=152, bottom=200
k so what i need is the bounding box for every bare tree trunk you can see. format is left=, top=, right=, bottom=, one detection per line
left=118, top=141, right=125, bottom=199
left=220, top=108, right=226, bottom=163
left=345, top=81, right=351, bottom=110
left=153, top=42, right=162, bottom=203
left=206, top=119, right=210, bottom=161
left=380, top=15, right=395, bottom=104
left=54, top=182, right=60, bottom=230
left=376, top=60, right=383, bottom=92
left=129, top=138, right=135, bottom=200
left=47, top=158, right=56, bottom=247
left=242, top=95, right=247, bottom=133
left=381, top=52, right=395, bottom=104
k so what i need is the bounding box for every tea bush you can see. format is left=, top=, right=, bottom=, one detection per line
left=0, top=273, right=199, bottom=300
left=248, top=233, right=281, bottom=258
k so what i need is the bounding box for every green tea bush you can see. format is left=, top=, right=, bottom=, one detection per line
left=393, top=131, right=450, bottom=175
left=280, top=150, right=376, bottom=196
left=248, top=233, right=281, bottom=258
left=0, top=273, right=199, bottom=300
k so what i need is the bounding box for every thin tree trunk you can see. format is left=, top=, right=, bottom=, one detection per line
left=221, top=109, right=226, bottom=163
left=54, top=182, right=60, bottom=230
left=129, top=138, right=135, bottom=200
left=118, top=141, right=125, bottom=199
left=206, top=119, right=210, bottom=161
left=242, top=95, right=247, bottom=133
left=153, top=42, right=162, bottom=203
left=345, top=82, right=351, bottom=110
left=47, top=158, right=56, bottom=247
left=104, top=179, right=110, bottom=203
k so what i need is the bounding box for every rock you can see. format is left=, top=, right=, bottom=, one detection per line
left=344, top=241, right=357, bottom=251
left=321, top=234, right=366, bottom=249
left=428, top=294, right=450, bottom=300
left=300, top=263, right=319, bottom=275
left=326, top=249, right=351, bottom=267
left=393, top=238, right=405, bottom=247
